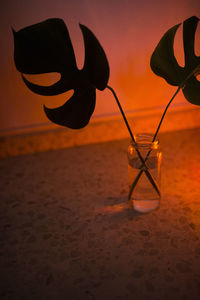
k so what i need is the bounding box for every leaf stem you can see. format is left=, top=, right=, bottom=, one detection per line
left=128, top=85, right=181, bottom=200
left=107, top=85, right=160, bottom=197
left=128, top=63, right=200, bottom=200
left=152, top=85, right=181, bottom=142
left=106, top=85, right=135, bottom=142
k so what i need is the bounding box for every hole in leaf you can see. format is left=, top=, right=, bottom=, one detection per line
left=22, top=72, right=74, bottom=109
left=43, top=90, right=74, bottom=109
left=67, top=24, right=84, bottom=70
left=173, top=23, right=184, bottom=67
left=23, top=72, right=61, bottom=86
left=194, top=21, right=200, bottom=57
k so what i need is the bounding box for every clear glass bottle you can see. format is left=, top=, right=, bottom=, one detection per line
left=127, top=133, right=162, bottom=213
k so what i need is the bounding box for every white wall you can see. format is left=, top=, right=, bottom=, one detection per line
left=0, top=0, right=200, bottom=136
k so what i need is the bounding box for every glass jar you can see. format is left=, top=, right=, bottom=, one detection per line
left=127, top=133, right=162, bottom=213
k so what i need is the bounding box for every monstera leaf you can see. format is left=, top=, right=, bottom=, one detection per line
left=150, top=16, right=200, bottom=105
left=13, top=18, right=109, bottom=128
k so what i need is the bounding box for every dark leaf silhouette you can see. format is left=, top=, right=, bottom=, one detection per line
left=13, top=18, right=109, bottom=128
left=150, top=16, right=200, bottom=105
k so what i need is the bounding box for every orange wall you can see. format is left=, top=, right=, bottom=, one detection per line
left=0, top=0, right=200, bottom=135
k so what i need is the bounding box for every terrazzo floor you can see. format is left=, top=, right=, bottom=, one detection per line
left=1, top=127, right=200, bottom=300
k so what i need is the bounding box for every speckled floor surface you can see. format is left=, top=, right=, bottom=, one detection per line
left=1, top=127, right=200, bottom=300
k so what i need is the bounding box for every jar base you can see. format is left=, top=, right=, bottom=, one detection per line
left=132, top=199, right=159, bottom=213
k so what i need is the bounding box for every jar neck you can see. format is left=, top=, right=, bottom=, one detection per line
left=132, top=133, right=159, bottom=150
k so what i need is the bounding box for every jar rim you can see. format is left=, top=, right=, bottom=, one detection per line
left=130, top=133, right=159, bottom=149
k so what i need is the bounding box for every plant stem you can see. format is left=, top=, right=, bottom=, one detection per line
left=128, top=85, right=181, bottom=200
left=106, top=85, right=135, bottom=142
left=128, top=63, right=200, bottom=200
left=107, top=85, right=160, bottom=197
left=144, top=85, right=181, bottom=162
left=152, top=86, right=181, bottom=142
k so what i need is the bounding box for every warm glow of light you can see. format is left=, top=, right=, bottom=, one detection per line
left=115, top=56, right=169, bottom=111
left=157, top=151, right=162, bottom=161
left=128, top=144, right=134, bottom=155
left=154, top=140, right=159, bottom=149
left=1, top=0, right=200, bottom=135
left=95, top=203, right=128, bottom=215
